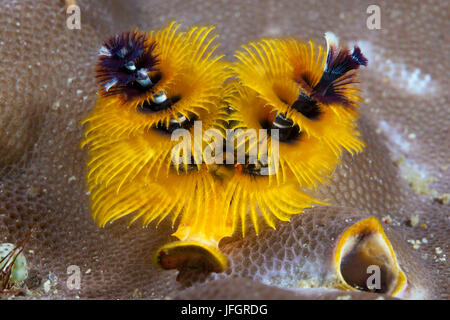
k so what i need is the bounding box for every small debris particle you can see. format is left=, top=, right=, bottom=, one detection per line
left=68, top=176, right=77, bottom=183
left=435, top=247, right=442, bottom=254
left=408, top=133, right=416, bottom=139
left=85, top=268, right=91, bottom=274
left=51, top=101, right=60, bottom=110
left=48, top=272, right=58, bottom=284
left=396, top=157, right=436, bottom=196
left=133, top=288, right=142, bottom=298
left=43, top=280, right=51, bottom=293
left=382, top=215, right=391, bottom=224
left=434, top=193, right=450, bottom=205
left=407, top=215, right=419, bottom=227
left=407, top=239, right=421, bottom=249
left=420, top=223, right=427, bottom=229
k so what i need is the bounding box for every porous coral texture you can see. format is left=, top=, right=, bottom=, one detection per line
left=0, top=0, right=448, bottom=299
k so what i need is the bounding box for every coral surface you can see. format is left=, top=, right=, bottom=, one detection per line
left=0, top=0, right=448, bottom=299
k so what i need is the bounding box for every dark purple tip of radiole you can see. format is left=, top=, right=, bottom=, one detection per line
left=324, top=46, right=367, bottom=80
left=351, top=46, right=368, bottom=67
left=99, top=32, right=145, bottom=71
left=95, top=31, right=159, bottom=96
left=311, top=45, right=367, bottom=105
left=134, top=42, right=159, bottom=71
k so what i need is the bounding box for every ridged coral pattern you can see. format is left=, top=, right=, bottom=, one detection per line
left=0, top=0, right=447, bottom=299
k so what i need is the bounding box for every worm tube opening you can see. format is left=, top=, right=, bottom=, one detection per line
left=334, top=217, right=407, bottom=296
left=153, top=240, right=227, bottom=278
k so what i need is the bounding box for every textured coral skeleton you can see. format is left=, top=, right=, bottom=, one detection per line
left=0, top=0, right=448, bottom=300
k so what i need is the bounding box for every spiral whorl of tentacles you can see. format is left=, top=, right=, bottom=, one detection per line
left=81, top=23, right=367, bottom=276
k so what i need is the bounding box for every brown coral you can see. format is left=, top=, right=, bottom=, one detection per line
left=0, top=0, right=448, bottom=299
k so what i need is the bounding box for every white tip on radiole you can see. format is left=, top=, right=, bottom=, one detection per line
left=124, top=61, right=136, bottom=71
left=98, top=46, right=111, bottom=57
left=152, top=91, right=168, bottom=104
left=324, top=31, right=339, bottom=49
left=104, top=78, right=118, bottom=92
left=136, top=68, right=152, bottom=87
left=324, top=32, right=339, bottom=70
